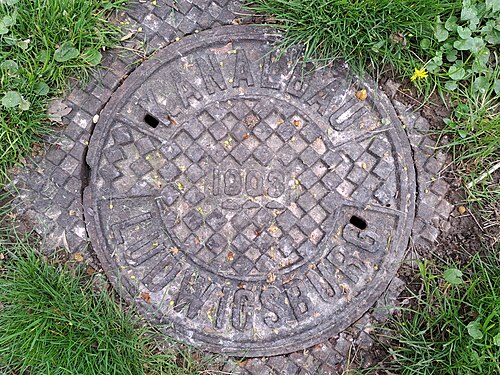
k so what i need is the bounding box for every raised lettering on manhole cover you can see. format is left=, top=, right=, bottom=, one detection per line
left=84, top=26, right=416, bottom=356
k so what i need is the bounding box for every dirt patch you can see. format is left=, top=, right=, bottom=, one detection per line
left=432, top=206, right=496, bottom=265
left=384, top=80, right=450, bottom=127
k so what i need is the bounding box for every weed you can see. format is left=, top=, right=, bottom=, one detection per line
left=247, top=0, right=499, bottom=224
left=377, top=255, right=500, bottom=374
left=423, top=0, right=500, bottom=219
left=423, top=0, right=500, bottom=93
left=437, top=66, right=499, bottom=213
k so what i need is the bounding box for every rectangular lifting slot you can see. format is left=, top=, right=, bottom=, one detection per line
left=144, top=113, right=160, bottom=128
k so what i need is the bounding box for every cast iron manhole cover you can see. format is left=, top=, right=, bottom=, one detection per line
left=84, top=26, right=415, bottom=356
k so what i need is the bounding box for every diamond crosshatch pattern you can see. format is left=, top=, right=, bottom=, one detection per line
left=98, top=96, right=399, bottom=281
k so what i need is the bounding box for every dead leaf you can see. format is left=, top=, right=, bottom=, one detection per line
left=282, top=274, right=295, bottom=284
left=216, top=291, right=225, bottom=298
left=355, top=89, right=368, bottom=101
left=166, top=114, right=177, bottom=125
left=227, top=251, right=235, bottom=261
left=47, top=99, right=72, bottom=124
left=243, top=133, right=250, bottom=140
left=458, top=206, right=466, bottom=215
left=74, top=253, right=84, bottom=262
left=210, top=42, right=233, bottom=55
left=61, top=231, right=70, bottom=252
left=268, top=225, right=279, bottom=234
left=170, top=246, right=179, bottom=255
left=312, top=137, right=326, bottom=154
left=390, top=32, right=407, bottom=46
left=140, top=291, right=151, bottom=303
left=238, top=359, right=249, bottom=367
left=86, top=266, right=96, bottom=276
left=267, top=273, right=277, bottom=284
left=293, top=119, right=302, bottom=127
left=120, top=31, right=134, bottom=41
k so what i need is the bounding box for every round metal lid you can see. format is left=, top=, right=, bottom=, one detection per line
left=84, top=26, right=415, bottom=356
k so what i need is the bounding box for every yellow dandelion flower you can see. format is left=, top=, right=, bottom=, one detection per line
left=411, top=67, right=428, bottom=81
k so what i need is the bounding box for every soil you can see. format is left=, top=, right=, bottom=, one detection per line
left=382, top=72, right=497, bottom=257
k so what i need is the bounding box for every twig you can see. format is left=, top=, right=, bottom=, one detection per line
left=467, top=211, right=485, bottom=233
left=466, top=161, right=500, bottom=189
left=395, top=88, right=433, bottom=111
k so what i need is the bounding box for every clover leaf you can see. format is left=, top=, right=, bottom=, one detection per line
left=494, top=333, right=500, bottom=347
left=445, top=81, right=458, bottom=91
left=457, top=26, right=472, bottom=39
left=466, top=321, right=483, bottom=340
left=1, top=91, right=22, bottom=108
left=1, top=59, right=18, bottom=72
left=82, top=50, right=102, bottom=66
left=435, top=18, right=449, bottom=42
left=445, top=15, right=458, bottom=32
left=485, top=0, right=500, bottom=12
left=34, top=82, right=50, bottom=96
left=0, top=21, right=10, bottom=35
left=54, top=41, right=80, bottom=62
left=471, top=48, right=490, bottom=72
left=472, top=76, right=489, bottom=94
left=19, top=98, right=30, bottom=111
left=453, top=37, right=485, bottom=54
left=461, top=2, right=478, bottom=22
left=443, top=268, right=464, bottom=284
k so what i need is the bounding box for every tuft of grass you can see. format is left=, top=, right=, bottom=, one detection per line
left=0, top=234, right=217, bottom=374
left=245, top=0, right=461, bottom=77
left=377, top=254, right=500, bottom=375
left=437, top=67, right=500, bottom=212
left=0, top=0, right=126, bottom=185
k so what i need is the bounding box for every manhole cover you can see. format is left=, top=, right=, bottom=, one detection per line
left=84, top=26, right=415, bottom=356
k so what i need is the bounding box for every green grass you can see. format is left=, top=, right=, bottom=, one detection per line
left=437, top=67, right=500, bottom=212
left=376, top=255, right=500, bottom=375
left=245, top=0, right=461, bottom=77
left=0, top=0, right=126, bottom=185
left=0, top=233, right=218, bottom=374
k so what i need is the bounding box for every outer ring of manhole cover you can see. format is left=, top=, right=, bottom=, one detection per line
left=84, top=26, right=416, bottom=356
